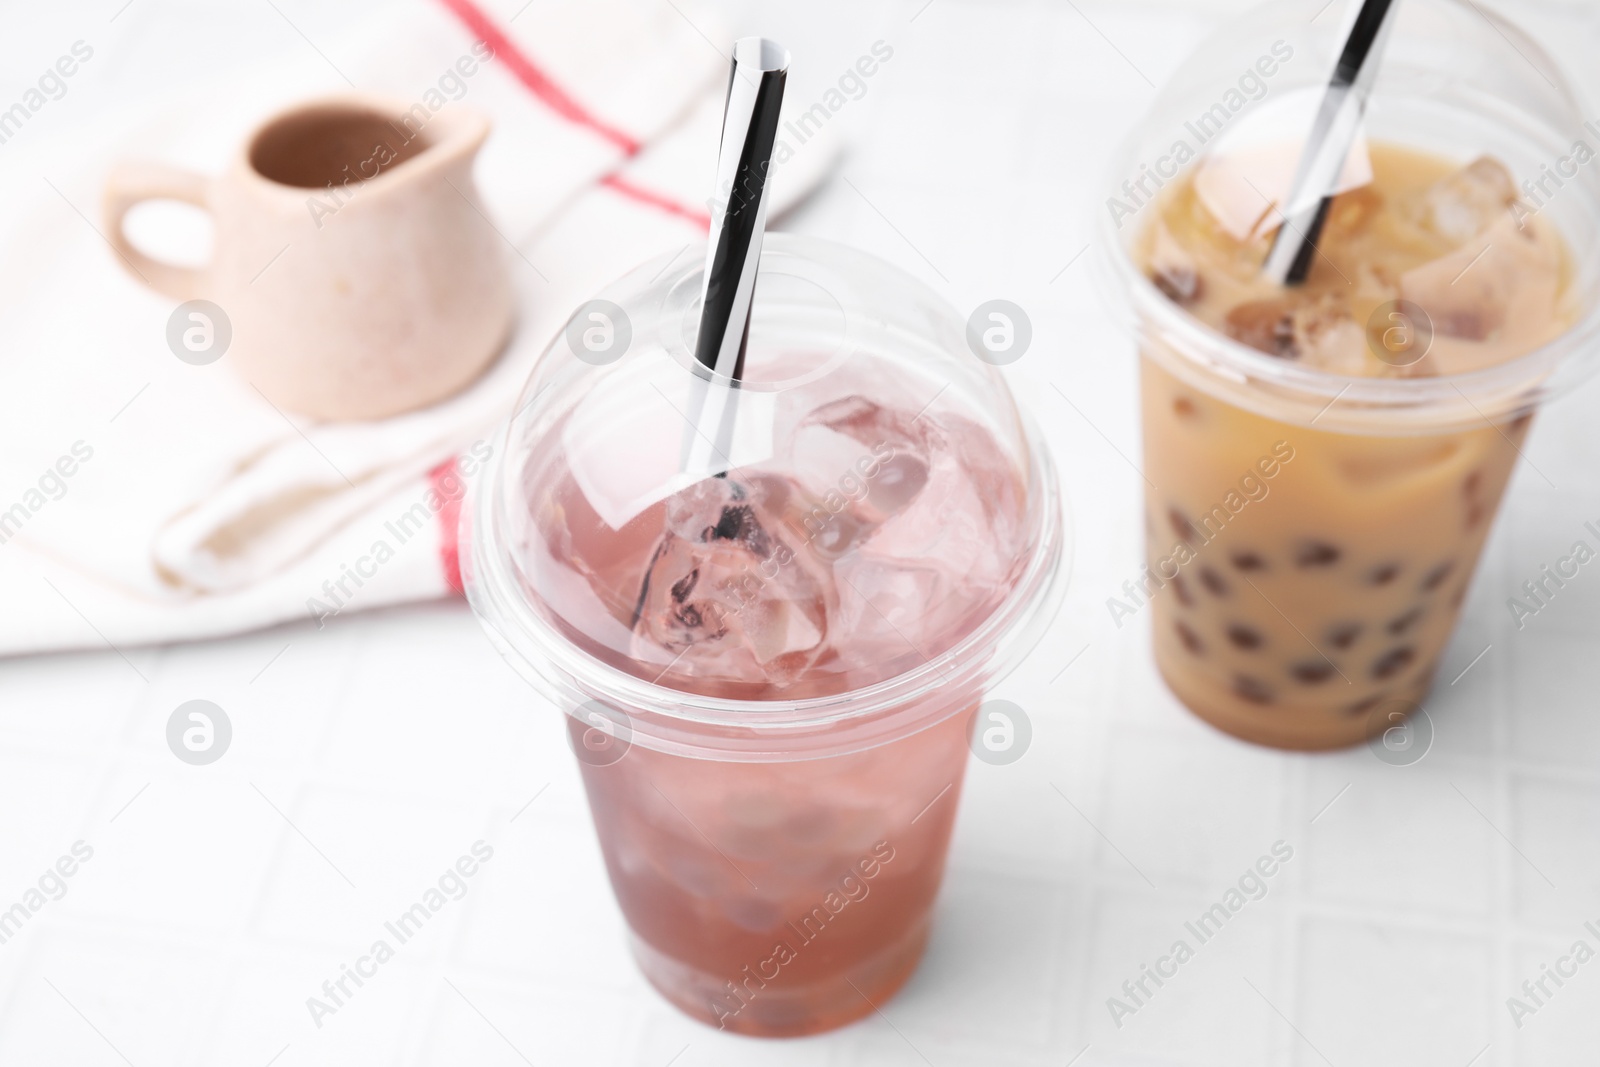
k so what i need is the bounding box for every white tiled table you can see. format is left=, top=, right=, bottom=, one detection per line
left=4, top=1, right=1600, bottom=1064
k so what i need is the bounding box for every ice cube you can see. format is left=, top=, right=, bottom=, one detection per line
left=1406, top=156, right=1518, bottom=245
left=832, top=560, right=941, bottom=657
left=786, top=396, right=932, bottom=550
left=1224, top=293, right=1366, bottom=372
left=831, top=413, right=1023, bottom=672
left=792, top=396, right=924, bottom=490
left=1148, top=221, right=1205, bottom=306
left=1324, top=184, right=1384, bottom=240
left=633, top=397, right=1027, bottom=689
left=1292, top=293, right=1367, bottom=374
left=1335, top=438, right=1462, bottom=486
left=1399, top=213, right=1563, bottom=372
left=1193, top=136, right=1375, bottom=243
left=789, top=420, right=878, bottom=501
left=632, top=475, right=831, bottom=687
left=663, top=848, right=734, bottom=899
left=661, top=474, right=748, bottom=541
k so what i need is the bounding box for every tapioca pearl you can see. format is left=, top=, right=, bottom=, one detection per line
left=1386, top=607, right=1425, bottom=636
left=1230, top=550, right=1267, bottom=573
left=1168, top=507, right=1198, bottom=545
left=1372, top=646, right=1416, bottom=681
left=1296, top=541, right=1341, bottom=568
left=1449, top=586, right=1466, bottom=610
left=1421, top=561, right=1456, bottom=592
left=1173, top=395, right=1200, bottom=419
left=1226, top=300, right=1299, bottom=359
left=1175, top=621, right=1205, bottom=655
left=1171, top=573, right=1196, bottom=608
left=1226, top=623, right=1264, bottom=651
left=1463, top=470, right=1482, bottom=498
left=1328, top=622, right=1364, bottom=650
left=1465, top=501, right=1486, bottom=531
left=1344, top=694, right=1383, bottom=717
left=1199, top=566, right=1229, bottom=597
left=1233, top=675, right=1274, bottom=705
left=1291, top=660, right=1336, bottom=685
left=1367, top=563, right=1401, bottom=586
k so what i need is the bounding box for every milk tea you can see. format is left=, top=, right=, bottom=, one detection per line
left=1136, top=143, right=1573, bottom=748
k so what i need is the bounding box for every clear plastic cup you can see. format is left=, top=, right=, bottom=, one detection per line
left=464, top=234, right=1066, bottom=1034
left=1095, top=0, right=1600, bottom=749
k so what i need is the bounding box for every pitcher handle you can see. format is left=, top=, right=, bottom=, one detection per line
left=103, top=161, right=212, bottom=300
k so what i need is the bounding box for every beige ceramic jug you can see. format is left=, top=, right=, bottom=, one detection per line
left=105, top=94, right=515, bottom=420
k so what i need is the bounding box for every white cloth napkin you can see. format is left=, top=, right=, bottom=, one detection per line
left=0, top=0, right=838, bottom=656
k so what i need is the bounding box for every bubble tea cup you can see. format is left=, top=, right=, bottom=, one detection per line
left=464, top=37, right=1065, bottom=1034
left=1096, top=0, right=1600, bottom=750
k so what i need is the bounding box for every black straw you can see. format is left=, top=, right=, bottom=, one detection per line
left=682, top=37, right=789, bottom=475
left=1263, top=0, right=1401, bottom=286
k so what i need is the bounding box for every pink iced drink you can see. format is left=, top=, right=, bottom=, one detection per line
left=520, top=388, right=1030, bottom=1034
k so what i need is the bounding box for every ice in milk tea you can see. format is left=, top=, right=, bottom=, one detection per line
left=1136, top=143, right=1574, bottom=749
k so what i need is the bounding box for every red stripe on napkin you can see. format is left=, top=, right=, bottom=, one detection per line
left=436, top=0, right=641, bottom=154
left=600, top=174, right=711, bottom=229
left=431, top=458, right=466, bottom=596
left=437, top=0, right=713, bottom=232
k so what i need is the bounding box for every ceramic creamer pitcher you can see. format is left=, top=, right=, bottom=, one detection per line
left=105, top=94, right=515, bottom=420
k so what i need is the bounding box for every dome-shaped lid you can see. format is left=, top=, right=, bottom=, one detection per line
left=472, top=234, right=1063, bottom=710
left=1096, top=0, right=1600, bottom=432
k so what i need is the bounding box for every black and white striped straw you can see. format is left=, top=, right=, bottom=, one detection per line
left=1262, top=0, right=1402, bottom=286
left=682, top=37, right=789, bottom=475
